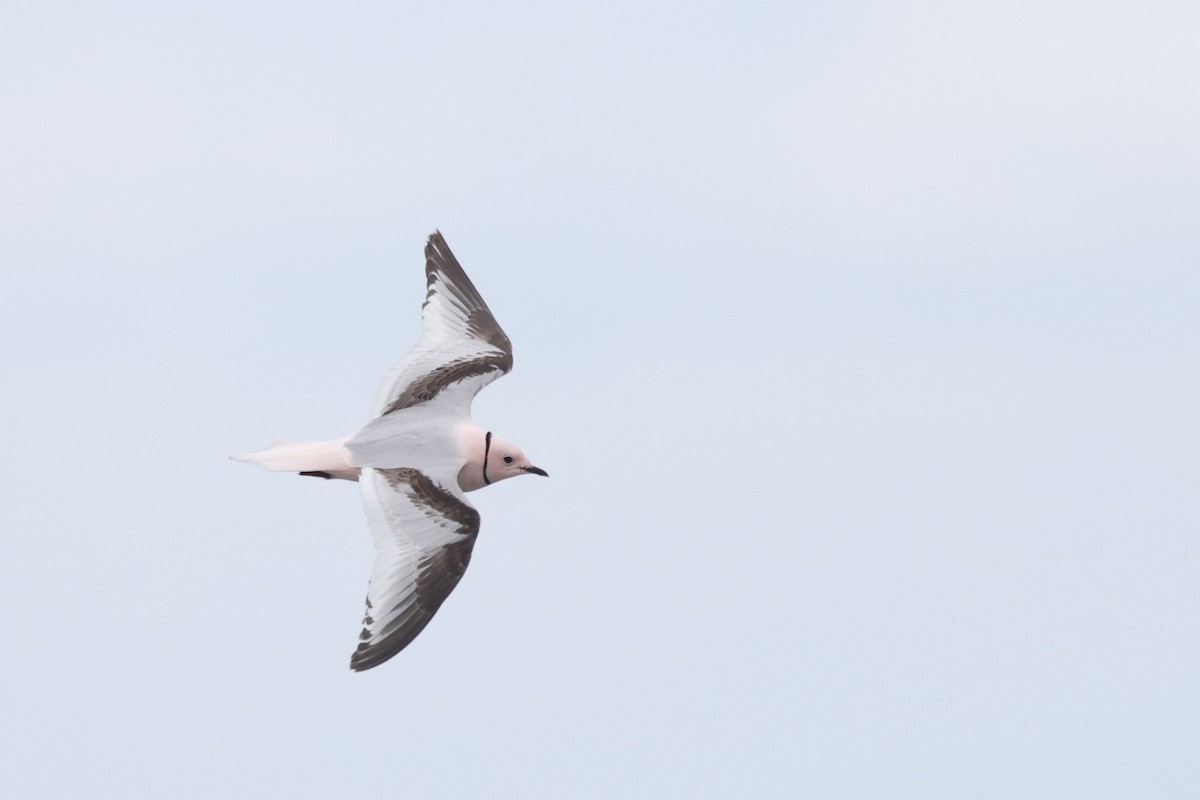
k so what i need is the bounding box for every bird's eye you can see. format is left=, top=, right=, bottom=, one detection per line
left=503, top=455, right=514, bottom=464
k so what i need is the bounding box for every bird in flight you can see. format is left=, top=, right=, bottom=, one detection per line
left=234, top=231, right=548, bottom=671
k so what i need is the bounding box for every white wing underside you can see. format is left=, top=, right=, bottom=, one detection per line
left=369, top=231, right=512, bottom=421
left=351, top=465, right=480, bottom=671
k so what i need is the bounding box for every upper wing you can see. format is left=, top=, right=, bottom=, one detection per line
left=370, top=231, right=513, bottom=419
left=349, top=465, right=481, bottom=671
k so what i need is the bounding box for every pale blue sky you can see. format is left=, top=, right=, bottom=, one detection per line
left=2, top=1, right=1198, bottom=798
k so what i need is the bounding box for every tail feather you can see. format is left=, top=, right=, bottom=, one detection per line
left=232, top=437, right=360, bottom=481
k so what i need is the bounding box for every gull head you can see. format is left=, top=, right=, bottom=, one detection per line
left=458, top=430, right=549, bottom=492
left=485, top=433, right=549, bottom=483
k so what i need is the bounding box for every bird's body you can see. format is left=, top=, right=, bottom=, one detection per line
left=234, top=232, right=547, bottom=671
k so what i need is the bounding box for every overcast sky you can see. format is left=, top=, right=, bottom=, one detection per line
left=2, top=1, right=1198, bottom=798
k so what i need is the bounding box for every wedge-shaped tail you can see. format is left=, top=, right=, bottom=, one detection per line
left=232, top=437, right=359, bottom=481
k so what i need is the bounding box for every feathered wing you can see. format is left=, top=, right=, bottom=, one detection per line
left=370, top=231, right=513, bottom=419
left=350, top=465, right=481, bottom=671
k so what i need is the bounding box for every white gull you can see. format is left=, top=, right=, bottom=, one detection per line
left=234, top=231, right=548, bottom=671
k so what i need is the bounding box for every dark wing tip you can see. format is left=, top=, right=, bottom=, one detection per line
left=345, top=606, right=438, bottom=672
left=420, top=230, right=513, bottom=357
left=348, top=613, right=429, bottom=671
left=349, top=637, right=411, bottom=672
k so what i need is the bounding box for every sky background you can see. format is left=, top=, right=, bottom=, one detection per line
left=2, top=1, right=1198, bottom=797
